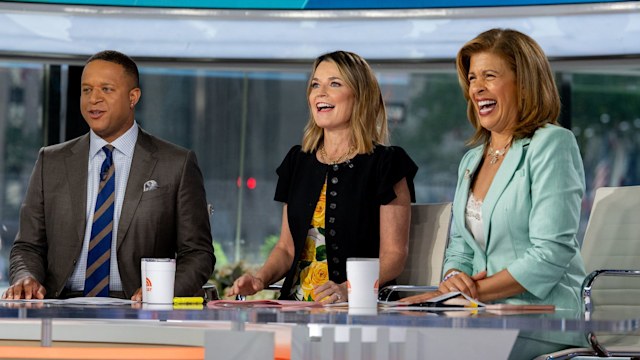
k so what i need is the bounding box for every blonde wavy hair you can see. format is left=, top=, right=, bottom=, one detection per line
left=301, top=51, right=388, bottom=154
left=456, top=28, right=560, bottom=147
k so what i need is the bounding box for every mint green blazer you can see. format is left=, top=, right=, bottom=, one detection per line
left=443, top=124, right=587, bottom=310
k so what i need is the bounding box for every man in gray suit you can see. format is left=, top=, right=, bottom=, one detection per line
left=2, top=50, right=215, bottom=300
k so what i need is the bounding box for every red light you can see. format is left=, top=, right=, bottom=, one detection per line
left=236, top=177, right=242, bottom=188
left=247, top=177, right=257, bottom=190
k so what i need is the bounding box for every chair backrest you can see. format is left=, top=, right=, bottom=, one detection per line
left=581, top=186, right=640, bottom=315
left=534, top=187, right=640, bottom=360
left=396, top=202, right=453, bottom=287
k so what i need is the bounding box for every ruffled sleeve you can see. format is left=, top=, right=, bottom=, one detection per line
left=376, top=146, right=418, bottom=205
left=274, top=145, right=303, bottom=202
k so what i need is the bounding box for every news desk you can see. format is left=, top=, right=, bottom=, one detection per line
left=0, top=302, right=637, bottom=360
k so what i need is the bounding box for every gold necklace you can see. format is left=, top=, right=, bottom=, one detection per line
left=319, top=144, right=355, bottom=165
left=486, top=138, right=512, bottom=165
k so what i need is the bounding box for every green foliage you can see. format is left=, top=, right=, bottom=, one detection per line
left=209, top=260, right=278, bottom=300
left=316, top=244, right=326, bottom=261
left=213, top=241, right=228, bottom=267
left=210, top=236, right=281, bottom=300
left=211, top=260, right=250, bottom=291
left=259, top=234, right=279, bottom=261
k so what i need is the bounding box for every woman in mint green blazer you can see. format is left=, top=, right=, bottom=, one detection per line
left=443, top=123, right=586, bottom=310
left=405, top=29, right=586, bottom=316
left=425, top=28, right=587, bottom=359
left=443, top=28, right=586, bottom=310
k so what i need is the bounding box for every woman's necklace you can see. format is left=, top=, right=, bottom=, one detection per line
left=319, top=144, right=355, bottom=165
left=486, top=138, right=512, bottom=165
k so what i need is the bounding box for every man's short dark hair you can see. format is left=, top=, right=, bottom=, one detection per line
left=87, top=50, right=140, bottom=88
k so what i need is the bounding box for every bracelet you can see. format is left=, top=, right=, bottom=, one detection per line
left=441, top=271, right=461, bottom=284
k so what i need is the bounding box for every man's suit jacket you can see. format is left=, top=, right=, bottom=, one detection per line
left=9, top=129, right=215, bottom=298
left=443, top=124, right=587, bottom=310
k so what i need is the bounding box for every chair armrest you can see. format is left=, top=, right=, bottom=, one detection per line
left=195, top=283, right=219, bottom=301
left=582, top=269, right=640, bottom=315
left=265, top=284, right=282, bottom=291
left=378, top=285, right=439, bottom=302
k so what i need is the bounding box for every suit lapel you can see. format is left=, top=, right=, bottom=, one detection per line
left=65, top=135, right=90, bottom=246
left=117, top=130, right=158, bottom=250
left=481, top=138, right=528, bottom=243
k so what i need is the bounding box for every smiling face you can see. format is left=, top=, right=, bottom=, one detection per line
left=308, top=60, right=355, bottom=132
left=468, top=51, right=519, bottom=136
left=80, top=60, right=141, bottom=143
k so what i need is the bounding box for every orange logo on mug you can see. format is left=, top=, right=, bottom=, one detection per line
left=374, top=279, right=379, bottom=291
left=347, top=280, right=351, bottom=294
left=146, top=277, right=152, bottom=292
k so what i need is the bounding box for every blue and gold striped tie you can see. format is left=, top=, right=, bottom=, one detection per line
left=84, top=145, right=115, bottom=297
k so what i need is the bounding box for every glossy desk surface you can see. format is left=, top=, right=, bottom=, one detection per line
left=0, top=302, right=637, bottom=334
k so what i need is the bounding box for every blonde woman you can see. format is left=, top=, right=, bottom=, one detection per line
left=230, top=51, right=417, bottom=303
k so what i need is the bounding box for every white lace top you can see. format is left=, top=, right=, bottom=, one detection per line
left=465, top=192, right=486, bottom=251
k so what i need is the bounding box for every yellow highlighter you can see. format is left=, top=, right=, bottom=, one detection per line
left=173, top=297, right=205, bottom=305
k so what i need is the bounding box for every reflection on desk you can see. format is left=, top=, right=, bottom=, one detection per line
left=0, top=302, right=633, bottom=332
left=0, top=302, right=636, bottom=360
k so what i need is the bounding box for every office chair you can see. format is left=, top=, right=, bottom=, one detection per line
left=536, top=186, right=640, bottom=359
left=379, top=202, right=453, bottom=301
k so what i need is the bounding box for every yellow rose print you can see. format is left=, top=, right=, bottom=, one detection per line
left=311, top=183, right=327, bottom=229
left=301, top=236, right=316, bottom=262
left=300, top=261, right=329, bottom=301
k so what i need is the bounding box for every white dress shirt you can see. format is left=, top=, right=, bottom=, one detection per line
left=67, top=122, right=139, bottom=291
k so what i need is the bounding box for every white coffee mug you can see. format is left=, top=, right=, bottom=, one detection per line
left=346, top=258, right=380, bottom=310
left=141, top=258, right=176, bottom=304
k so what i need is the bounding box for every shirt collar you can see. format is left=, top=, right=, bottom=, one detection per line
left=89, top=121, right=139, bottom=159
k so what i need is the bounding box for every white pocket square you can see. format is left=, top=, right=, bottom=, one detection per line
left=143, top=180, right=159, bottom=192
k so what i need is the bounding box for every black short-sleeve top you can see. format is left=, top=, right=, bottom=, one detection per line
left=274, top=144, right=418, bottom=299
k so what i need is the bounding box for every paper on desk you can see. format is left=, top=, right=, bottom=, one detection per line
left=59, top=297, right=135, bottom=305
left=379, top=291, right=485, bottom=311
left=321, top=301, right=349, bottom=308
left=207, top=299, right=322, bottom=310
left=379, top=291, right=555, bottom=313
left=0, top=297, right=135, bottom=305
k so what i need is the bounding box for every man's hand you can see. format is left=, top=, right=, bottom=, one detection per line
left=1, top=276, right=46, bottom=300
